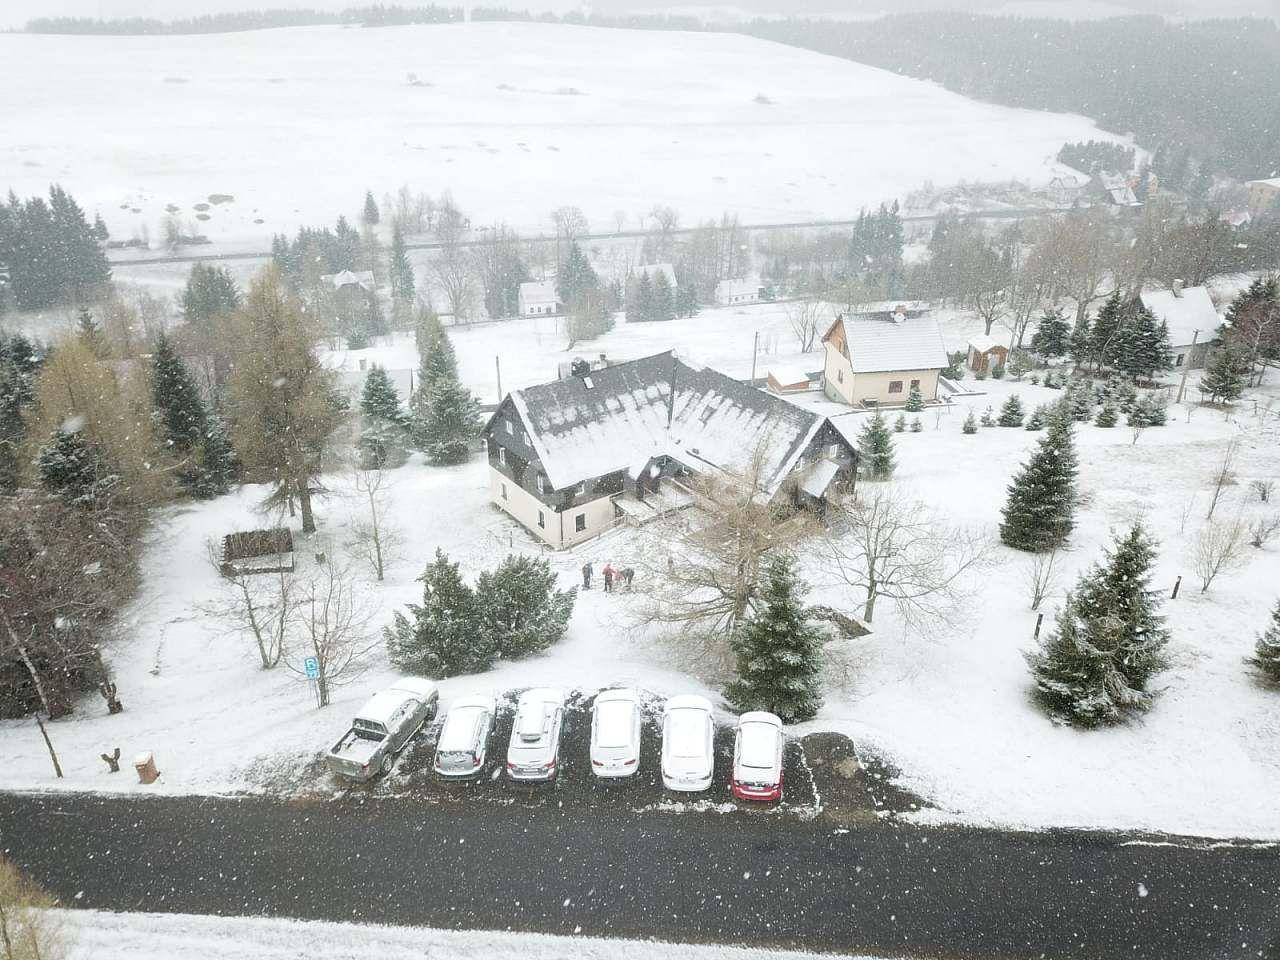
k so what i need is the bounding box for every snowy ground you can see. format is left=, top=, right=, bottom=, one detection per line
left=1, top=21, right=1117, bottom=248
left=2, top=298, right=1278, bottom=840
left=57, top=910, right=869, bottom=960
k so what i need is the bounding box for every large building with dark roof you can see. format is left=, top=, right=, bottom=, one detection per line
left=482, top=351, right=858, bottom=549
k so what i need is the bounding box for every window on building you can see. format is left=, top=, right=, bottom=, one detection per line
left=910, top=378, right=920, bottom=390
left=537, top=474, right=547, bottom=493
left=498, top=447, right=506, bottom=466
left=575, top=513, right=586, bottom=532
left=501, top=483, right=508, bottom=501
left=577, top=481, right=587, bottom=495
left=537, top=510, right=545, bottom=529
left=888, top=380, right=904, bottom=394
left=505, top=420, right=513, bottom=435
left=1175, top=353, right=1186, bottom=367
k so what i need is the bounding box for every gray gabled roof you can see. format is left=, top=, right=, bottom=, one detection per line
left=827, top=315, right=949, bottom=374
left=491, top=352, right=830, bottom=495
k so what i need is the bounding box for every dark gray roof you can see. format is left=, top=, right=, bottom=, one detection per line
left=492, top=351, right=827, bottom=493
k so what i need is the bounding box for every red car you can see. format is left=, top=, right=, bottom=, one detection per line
left=731, top=711, right=784, bottom=802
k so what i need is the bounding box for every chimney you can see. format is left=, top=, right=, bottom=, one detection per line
left=1172, top=279, right=1184, bottom=298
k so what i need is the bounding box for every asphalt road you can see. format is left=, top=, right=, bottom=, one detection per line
left=2, top=793, right=1277, bottom=959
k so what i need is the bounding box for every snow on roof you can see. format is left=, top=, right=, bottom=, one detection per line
left=1247, top=177, right=1280, bottom=188
left=831, top=316, right=949, bottom=373
left=636, top=262, right=677, bottom=287
left=519, top=280, right=558, bottom=303
left=498, top=352, right=828, bottom=496
left=322, top=269, right=375, bottom=291
left=1140, top=286, right=1220, bottom=347
left=798, top=458, right=841, bottom=499
left=967, top=334, right=1003, bottom=353
left=715, top=276, right=761, bottom=299
left=768, top=365, right=810, bottom=386
left=847, top=299, right=930, bottom=318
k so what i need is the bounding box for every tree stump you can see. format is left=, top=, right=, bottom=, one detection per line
left=100, top=747, right=121, bottom=773
left=99, top=680, right=124, bottom=714
left=133, top=751, right=160, bottom=784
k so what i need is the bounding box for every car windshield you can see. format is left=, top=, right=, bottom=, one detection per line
left=595, top=701, right=634, bottom=748
left=666, top=709, right=707, bottom=758
left=739, top=723, right=777, bottom=769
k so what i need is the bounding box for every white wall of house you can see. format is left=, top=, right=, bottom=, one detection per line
left=823, top=344, right=857, bottom=405
left=1171, top=341, right=1212, bottom=370
left=488, top=467, right=615, bottom=549
left=823, top=346, right=940, bottom=406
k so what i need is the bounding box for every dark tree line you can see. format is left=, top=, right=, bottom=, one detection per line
left=0, top=186, right=111, bottom=312
left=1057, top=141, right=1136, bottom=177
left=743, top=13, right=1280, bottom=182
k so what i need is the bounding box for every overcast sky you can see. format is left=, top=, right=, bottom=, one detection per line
left=3, top=0, right=1271, bottom=30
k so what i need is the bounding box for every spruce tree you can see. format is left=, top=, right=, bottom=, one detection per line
left=385, top=549, right=493, bottom=678
left=37, top=428, right=116, bottom=505
left=1247, top=600, right=1280, bottom=684
left=999, top=410, right=1077, bottom=551
left=362, top=190, right=380, bottom=227
left=910, top=417, right=923, bottom=432
left=0, top=333, right=40, bottom=491
left=857, top=410, right=895, bottom=479
left=1024, top=404, right=1047, bottom=431
left=652, top=270, right=675, bottom=322
left=894, top=413, right=906, bottom=433
left=76, top=308, right=106, bottom=358
left=359, top=364, right=408, bottom=468
left=389, top=224, right=415, bottom=325
left=1202, top=348, right=1243, bottom=403
left=962, top=409, right=978, bottom=434
left=181, top=263, right=239, bottom=327
left=557, top=241, right=598, bottom=309
left=151, top=332, right=232, bottom=498
left=1095, top=400, right=1118, bottom=427
left=904, top=382, right=924, bottom=412
left=628, top=272, right=654, bottom=323
left=419, top=377, right=479, bottom=465
left=726, top=554, right=823, bottom=723
left=1069, top=314, right=1092, bottom=365
left=1030, top=308, right=1071, bottom=357
left=997, top=393, right=1024, bottom=427
left=474, top=554, right=575, bottom=660
left=1026, top=523, right=1169, bottom=725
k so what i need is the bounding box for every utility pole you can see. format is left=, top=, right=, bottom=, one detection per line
left=750, top=331, right=760, bottom=385
left=1175, top=330, right=1199, bottom=405
left=495, top=355, right=503, bottom=401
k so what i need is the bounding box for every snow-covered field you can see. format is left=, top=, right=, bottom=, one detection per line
left=1, top=21, right=1117, bottom=247
left=59, top=910, right=866, bottom=960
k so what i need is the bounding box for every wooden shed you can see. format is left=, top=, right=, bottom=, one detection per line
left=220, top=528, right=295, bottom=577
left=766, top=365, right=812, bottom=395
left=966, top=335, right=1008, bottom=374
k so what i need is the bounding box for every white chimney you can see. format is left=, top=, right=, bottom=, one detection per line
left=1172, top=279, right=1184, bottom=298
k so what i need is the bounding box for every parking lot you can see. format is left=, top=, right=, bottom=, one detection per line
left=328, top=688, right=853, bottom=818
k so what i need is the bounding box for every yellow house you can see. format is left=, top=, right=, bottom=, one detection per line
left=822, top=312, right=949, bottom=407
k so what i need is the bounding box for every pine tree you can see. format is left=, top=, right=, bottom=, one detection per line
left=997, top=393, right=1024, bottom=427
left=1069, top=314, right=1092, bottom=365
left=652, top=270, right=675, bottom=322
left=37, top=428, right=116, bottom=506
left=474, top=554, right=575, bottom=660
left=389, top=224, right=415, bottom=325
left=361, top=190, right=380, bottom=228
left=1247, top=600, right=1280, bottom=684
left=1202, top=347, right=1243, bottom=403
left=418, top=376, right=479, bottom=465
left=894, top=413, right=906, bottom=433
left=413, top=307, right=457, bottom=393
left=910, top=417, right=923, bottom=432
left=1026, top=523, right=1170, bottom=725
left=181, top=263, right=239, bottom=326
left=904, top=382, right=924, bottom=412
left=557, top=241, right=598, bottom=309
left=627, top=272, right=654, bottom=323
left=1000, top=411, right=1077, bottom=551
left=726, top=554, right=823, bottom=723
left=359, top=364, right=408, bottom=468
left=962, top=409, right=978, bottom=434
left=1024, top=404, right=1047, bottom=431
left=857, top=410, right=895, bottom=479
left=675, top=283, right=699, bottom=318
left=1089, top=291, right=1124, bottom=370
left=1030, top=308, right=1071, bottom=357
left=1095, top=400, right=1118, bottom=427
left=151, top=332, right=231, bottom=498
left=76, top=308, right=106, bottom=358
left=0, top=333, right=40, bottom=491
left=385, top=549, right=493, bottom=678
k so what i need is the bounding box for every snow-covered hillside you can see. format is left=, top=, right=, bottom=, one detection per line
left=1, top=22, right=1117, bottom=247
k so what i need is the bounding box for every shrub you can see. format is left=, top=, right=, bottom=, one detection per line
left=962, top=410, right=978, bottom=434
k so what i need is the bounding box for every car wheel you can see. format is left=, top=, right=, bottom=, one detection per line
left=381, top=753, right=394, bottom=777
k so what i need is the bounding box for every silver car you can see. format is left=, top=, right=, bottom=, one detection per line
left=326, top=678, right=439, bottom=781
left=433, top=695, right=497, bottom=778
left=590, top=688, right=642, bottom=778
left=505, top=688, right=566, bottom=781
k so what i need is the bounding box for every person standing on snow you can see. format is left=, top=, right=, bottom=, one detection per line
left=582, top=561, right=593, bottom=590
left=603, top=562, right=614, bottom=593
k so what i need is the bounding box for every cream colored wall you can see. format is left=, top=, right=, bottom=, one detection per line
left=488, top=467, right=616, bottom=550
left=823, top=344, right=856, bottom=404
left=849, top=368, right=940, bottom=405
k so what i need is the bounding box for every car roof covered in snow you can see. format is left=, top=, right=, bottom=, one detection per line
left=438, top=696, right=494, bottom=751
left=355, top=682, right=432, bottom=727
left=594, top=694, right=639, bottom=748
left=737, top=712, right=782, bottom=769
left=516, top=688, right=564, bottom=738
left=489, top=351, right=828, bottom=496
left=664, top=696, right=713, bottom=758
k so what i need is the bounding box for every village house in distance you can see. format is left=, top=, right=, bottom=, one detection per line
left=482, top=351, right=858, bottom=549
left=821, top=303, right=949, bottom=407
left=1140, top=280, right=1222, bottom=370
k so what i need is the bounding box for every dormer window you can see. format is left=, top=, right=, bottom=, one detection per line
left=537, top=475, right=547, bottom=493
left=505, top=421, right=513, bottom=435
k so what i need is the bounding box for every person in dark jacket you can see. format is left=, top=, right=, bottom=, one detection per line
left=582, top=561, right=593, bottom=590
left=602, top=563, right=614, bottom=593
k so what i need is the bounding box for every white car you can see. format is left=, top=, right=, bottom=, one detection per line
left=506, top=688, right=565, bottom=782
left=661, top=694, right=715, bottom=792
left=433, top=696, right=496, bottom=779
left=731, top=711, right=784, bottom=802
left=590, top=688, right=642, bottom=778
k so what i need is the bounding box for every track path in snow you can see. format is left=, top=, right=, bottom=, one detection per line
left=1, top=792, right=1276, bottom=959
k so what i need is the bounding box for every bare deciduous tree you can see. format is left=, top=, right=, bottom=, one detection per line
left=207, top=543, right=297, bottom=670
left=286, top=562, right=377, bottom=708
left=1205, top=440, right=1240, bottom=520
left=786, top=298, right=829, bottom=353
left=1023, top=545, right=1062, bottom=611
left=1193, top=516, right=1249, bottom=592
left=1249, top=513, right=1280, bottom=549
left=349, top=466, right=400, bottom=581
left=1251, top=479, right=1275, bottom=503
left=825, top=486, right=988, bottom=629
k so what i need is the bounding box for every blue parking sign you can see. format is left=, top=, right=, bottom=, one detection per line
left=303, top=657, right=320, bottom=680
